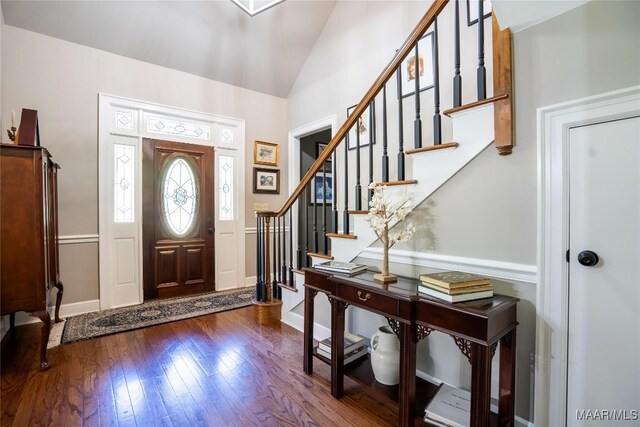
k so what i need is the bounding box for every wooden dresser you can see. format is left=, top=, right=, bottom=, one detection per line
left=0, top=144, right=63, bottom=370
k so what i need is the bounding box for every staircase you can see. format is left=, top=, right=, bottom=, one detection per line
left=253, top=0, right=513, bottom=323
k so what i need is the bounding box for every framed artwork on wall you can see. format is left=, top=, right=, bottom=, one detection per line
left=467, top=0, right=492, bottom=26
left=254, top=140, right=278, bottom=166
left=347, top=103, right=376, bottom=150
left=399, top=32, right=435, bottom=98
left=316, top=142, right=331, bottom=163
left=253, top=167, right=280, bottom=194
left=309, top=172, right=333, bottom=204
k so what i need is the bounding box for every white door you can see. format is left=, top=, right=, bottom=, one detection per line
left=567, top=116, right=640, bottom=426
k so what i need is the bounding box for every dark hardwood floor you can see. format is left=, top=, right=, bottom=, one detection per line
left=1, top=306, right=401, bottom=426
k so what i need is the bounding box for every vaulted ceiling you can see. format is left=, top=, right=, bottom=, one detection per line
left=1, top=0, right=591, bottom=98
left=1, top=0, right=336, bottom=98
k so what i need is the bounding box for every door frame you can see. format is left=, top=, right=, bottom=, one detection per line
left=98, top=93, right=245, bottom=309
left=535, top=85, right=640, bottom=426
left=287, top=115, right=337, bottom=265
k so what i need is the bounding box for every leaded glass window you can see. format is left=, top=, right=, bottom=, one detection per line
left=218, top=156, right=234, bottom=220
left=220, top=128, right=234, bottom=144
left=147, top=116, right=210, bottom=140
left=162, top=157, right=198, bottom=235
left=114, top=144, right=134, bottom=222
left=115, top=111, right=134, bottom=129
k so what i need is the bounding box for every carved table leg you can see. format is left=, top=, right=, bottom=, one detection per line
left=54, top=281, right=64, bottom=323
left=499, top=331, right=516, bottom=427
left=330, top=298, right=348, bottom=399
left=31, top=310, right=51, bottom=371
left=398, top=322, right=417, bottom=427
left=470, top=343, right=491, bottom=427
left=9, top=313, right=16, bottom=341
left=303, top=287, right=318, bottom=375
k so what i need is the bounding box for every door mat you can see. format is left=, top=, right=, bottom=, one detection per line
left=58, top=287, right=255, bottom=345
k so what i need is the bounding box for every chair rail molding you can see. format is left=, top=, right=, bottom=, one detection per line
left=58, top=234, right=100, bottom=245
left=535, top=85, right=640, bottom=427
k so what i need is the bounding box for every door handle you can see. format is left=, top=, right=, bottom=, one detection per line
left=208, top=219, right=214, bottom=234
left=577, top=250, right=599, bottom=267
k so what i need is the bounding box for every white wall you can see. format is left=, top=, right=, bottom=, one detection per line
left=1, top=25, right=289, bottom=304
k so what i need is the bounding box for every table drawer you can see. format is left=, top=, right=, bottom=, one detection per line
left=337, top=284, right=398, bottom=316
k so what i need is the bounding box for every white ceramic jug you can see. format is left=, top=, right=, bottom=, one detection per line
left=370, top=325, right=400, bottom=385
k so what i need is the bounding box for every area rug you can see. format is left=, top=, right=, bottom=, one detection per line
left=59, top=287, right=255, bottom=345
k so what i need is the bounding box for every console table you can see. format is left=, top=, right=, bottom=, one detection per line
left=302, top=268, right=518, bottom=427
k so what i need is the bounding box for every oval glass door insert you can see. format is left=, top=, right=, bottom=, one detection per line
left=162, top=157, right=198, bottom=236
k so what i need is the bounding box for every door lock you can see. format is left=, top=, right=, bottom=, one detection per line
left=577, top=250, right=599, bottom=267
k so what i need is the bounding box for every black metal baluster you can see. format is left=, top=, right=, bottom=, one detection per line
left=396, top=66, right=405, bottom=180
left=322, top=161, right=328, bottom=252
left=272, top=215, right=277, bottom=295
left=281, top=215, right=287, bottom=285
left=355, top=115, right=362, bottom=210
left=453, top=0, right=462, bottom=107
left=297, top=202, right=302, bottom=269
left=289, top=208, right=294, bottom=285
left=256, top=216, right=262, bottom=302
left=261, top=217, right=267, bottom=301
left=368, top=100, right=375, bottom=202
left=382, top=85, right=389, bottom=182
left=414, top=42, right=422, bottom=149
left=332, top=148, right=338, bottom=235
left=304, top=184, right=309, bottom=266
left=343, top=135, right=350, bottom=234
left=313, top=178, right=318, bottom=253
left=477, top=0, right=486, bottom=100
left=433, top=17, right=442, bottom=145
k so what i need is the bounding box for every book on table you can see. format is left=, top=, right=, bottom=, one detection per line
left=318, top=331, right=365, bottom=355
left=419, top=271, right=490, bottom=289
left=314, top=261, right=367, bottom=275
left=418, top=285, right=493, bottom=303
left=421, top=282, right=494, bottom=296
left=315, top=345, right=368, bottom=365
left=424, top=383, right=471, bottom=427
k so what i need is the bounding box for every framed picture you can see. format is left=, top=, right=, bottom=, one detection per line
left=254, top=140, right=278, bottom=166
left=347, top=103, right=376, bottom=150
left=309, top=172, right=333, bottom=204
left=467, top=0, right=492, bottom=26
left=399, top=32, right=434, bottom=98
left=253, top=167, right=280, bottom=194
left=316, top=142, right=331, bottom=163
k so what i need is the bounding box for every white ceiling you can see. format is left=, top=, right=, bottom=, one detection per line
left=1, top=0, right=337, bottom=98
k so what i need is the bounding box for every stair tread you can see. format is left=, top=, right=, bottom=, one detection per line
left=307, top=252, right=334, bottom=260
left=406, top=142, right=459, bottom=155
left=443, top=93, right=509, bottom=117
left=326, top=233, right=357, bottom=240
left=277, top=283, right=298, bottom=293
left=348, top=210, right=368, bottom=215
left=375, top=179, right=417, bottom=187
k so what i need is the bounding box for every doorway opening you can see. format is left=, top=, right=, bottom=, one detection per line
left=298, top=129, right=332, bottom=267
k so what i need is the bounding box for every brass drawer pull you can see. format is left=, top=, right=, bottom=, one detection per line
left=357, top=291, right=371, bottom=302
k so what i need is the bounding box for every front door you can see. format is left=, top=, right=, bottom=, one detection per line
left=142, top=138, right=215, bottom=299
left=567, top=116, right=639, bottom=425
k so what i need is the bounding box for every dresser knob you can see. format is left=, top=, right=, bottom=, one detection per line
left=357, top=291, right=371, bottom=302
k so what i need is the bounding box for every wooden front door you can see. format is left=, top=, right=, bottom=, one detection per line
left=142, top=138, right=215, bottom=300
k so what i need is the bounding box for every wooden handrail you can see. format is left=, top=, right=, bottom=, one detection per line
left=272, top=0, right=449, bottom=218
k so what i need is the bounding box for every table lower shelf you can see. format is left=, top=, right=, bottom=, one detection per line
left=312, top=349, right=500, bottom=426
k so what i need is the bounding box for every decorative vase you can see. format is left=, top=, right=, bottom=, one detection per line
left=370, top=325, right=400, bottom=385
left=373, top=224, right=397, bottom=284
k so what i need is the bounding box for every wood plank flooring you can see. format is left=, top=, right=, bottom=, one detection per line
left=1, top=307, right=401, bottom=426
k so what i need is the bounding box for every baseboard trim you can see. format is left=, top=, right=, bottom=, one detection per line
left=359, top=248, right=537, bottom=284
left=245, top=276, right=257, bottom=286
left=9, top=299, right=101, bottom=327
left=281, top=312, right=331, bottom=341
left=58, top=234, right=99, bottom=245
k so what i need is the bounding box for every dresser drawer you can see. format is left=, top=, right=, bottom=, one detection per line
left=336, top=284, right=398, bottom=317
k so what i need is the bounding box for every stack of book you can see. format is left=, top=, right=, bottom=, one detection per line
left=314, top=261, right=367, bottom=276
left=418, top=271, right=493, bottom=303
left=315, top=332, right=368, bottom=365
left=424, top=383, right=471, bottom=427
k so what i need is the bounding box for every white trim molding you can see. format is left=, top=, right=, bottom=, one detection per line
left=535, top=85, right=640, bottom=427
left=58, top=234, right=99, bottom=245
left=360, top=247, right=537, bottom=284
left=9, top=299, right=100, bottom=328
